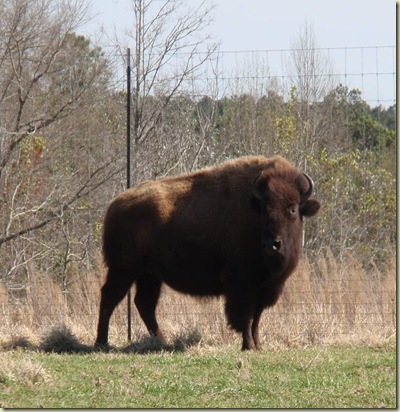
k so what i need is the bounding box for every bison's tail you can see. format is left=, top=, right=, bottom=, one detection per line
left=102, top=208, right=121, bottom=269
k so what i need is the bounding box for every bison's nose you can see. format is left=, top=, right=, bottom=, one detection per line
left=272, top=239, right=282, bottom=251
left=262, top=237, right=282, bottom=253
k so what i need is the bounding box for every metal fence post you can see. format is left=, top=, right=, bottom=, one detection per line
left=126, top=47, right=132, bottom=342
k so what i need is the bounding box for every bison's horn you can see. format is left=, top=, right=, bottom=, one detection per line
left=301, top=173, right=314, bottom=200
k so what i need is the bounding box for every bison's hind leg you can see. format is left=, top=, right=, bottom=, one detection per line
left=134, top=273, right=167, bottom=345
left=95, top=268, right=135, bottom=348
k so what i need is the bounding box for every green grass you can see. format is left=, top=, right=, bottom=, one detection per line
left=0, top=344, right=396, bottom=408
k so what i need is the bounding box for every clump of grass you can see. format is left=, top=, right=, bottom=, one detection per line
left=2, top=336, right=34, bottom=351
left=172, top=328, right=203, bottom=349
left=123, top=335, right=174, bottom=354
left=0, top=353, right=51, bottom=387
left=39, top=324, right=92, bottom=354
left=120, top=328, right=202, bottom=354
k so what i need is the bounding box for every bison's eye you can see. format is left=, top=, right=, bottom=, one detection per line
left=288, top=205, right=298, bottom=216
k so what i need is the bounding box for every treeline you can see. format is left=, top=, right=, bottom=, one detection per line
left=0, top=1, right=395, bottom=295
left=130, top=85, right=395, bottom=265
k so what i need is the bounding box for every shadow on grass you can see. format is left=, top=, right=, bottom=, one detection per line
left=2, top=324, right=202, bottom=355
left=122, top=329, right=202, bottom=354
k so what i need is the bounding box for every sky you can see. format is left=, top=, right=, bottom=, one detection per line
left=81, top=0, right=396, bottom=106
left=209, top=0, right=395, bottom=51
left=82, top=0, right=395, bottom=50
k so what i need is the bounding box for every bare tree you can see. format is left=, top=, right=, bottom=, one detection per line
left=282, top=19, right=338, bottom=168
left=0, top=0, right=122, bottom=285
left=120, top=0, right=218, bottom=181
left=0, top=0, right=90, bottom=178
left=288, top=19, right=335, bottom=104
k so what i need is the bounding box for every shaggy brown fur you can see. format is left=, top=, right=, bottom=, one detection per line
left=96, top=155, right=320, bottom=350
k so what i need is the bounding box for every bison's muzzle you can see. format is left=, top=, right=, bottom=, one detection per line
left=262, top=236, right=282, bottom=253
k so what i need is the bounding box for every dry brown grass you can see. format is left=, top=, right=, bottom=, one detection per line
left=0, top=352, right=51, bottom=386
left=0, top=251, right=396, bottom=350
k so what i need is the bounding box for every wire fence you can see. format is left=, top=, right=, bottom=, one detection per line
left=0, top=45, right=396, bottom=349
left=0, top=254, right=396, bottom=348
left=106, top=45, right=396, bottom=107
left=204, top=46, right=395, bottom=106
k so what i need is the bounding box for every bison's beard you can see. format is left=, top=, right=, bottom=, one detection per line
left=262, top=251, right=299, bottom=283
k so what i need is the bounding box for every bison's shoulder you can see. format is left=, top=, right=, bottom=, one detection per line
left=108, top=179, right=192, bottom=226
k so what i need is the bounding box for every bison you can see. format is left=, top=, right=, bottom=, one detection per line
left=95, top=155, right=320, bottom=350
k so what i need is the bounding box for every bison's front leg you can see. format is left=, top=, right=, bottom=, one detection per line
left=250, top=303, right=265, bottom=350
left=241, top=319, right=257, bottom=350
left=242, top=305, right=264, bottom=350
left=250, top=284, right=283, bottom=350
left=224, top=283, right=258, bottom=350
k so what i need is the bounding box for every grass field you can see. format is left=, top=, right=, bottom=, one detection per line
left=0, top=342, right=396, bottom=408
left=0, top=251, right=396, bottom=408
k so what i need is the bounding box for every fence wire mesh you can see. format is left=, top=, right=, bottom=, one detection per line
left=0, top=45, right=396, bottom=348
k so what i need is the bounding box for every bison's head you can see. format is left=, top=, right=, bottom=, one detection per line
left=252, top=167, right=320, bottom=275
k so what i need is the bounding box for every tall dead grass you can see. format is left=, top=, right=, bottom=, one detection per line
left=0, top=251, right=396, bottom=349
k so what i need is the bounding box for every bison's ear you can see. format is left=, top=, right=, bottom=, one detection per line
left=252, top=171, right=269, bottom=200
left=300, top=199, right=320, bottom=217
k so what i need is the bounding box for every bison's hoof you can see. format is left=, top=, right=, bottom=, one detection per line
left=241, top=341, right=263, bottom=351
left=94, top=342, right=110, bottom=352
